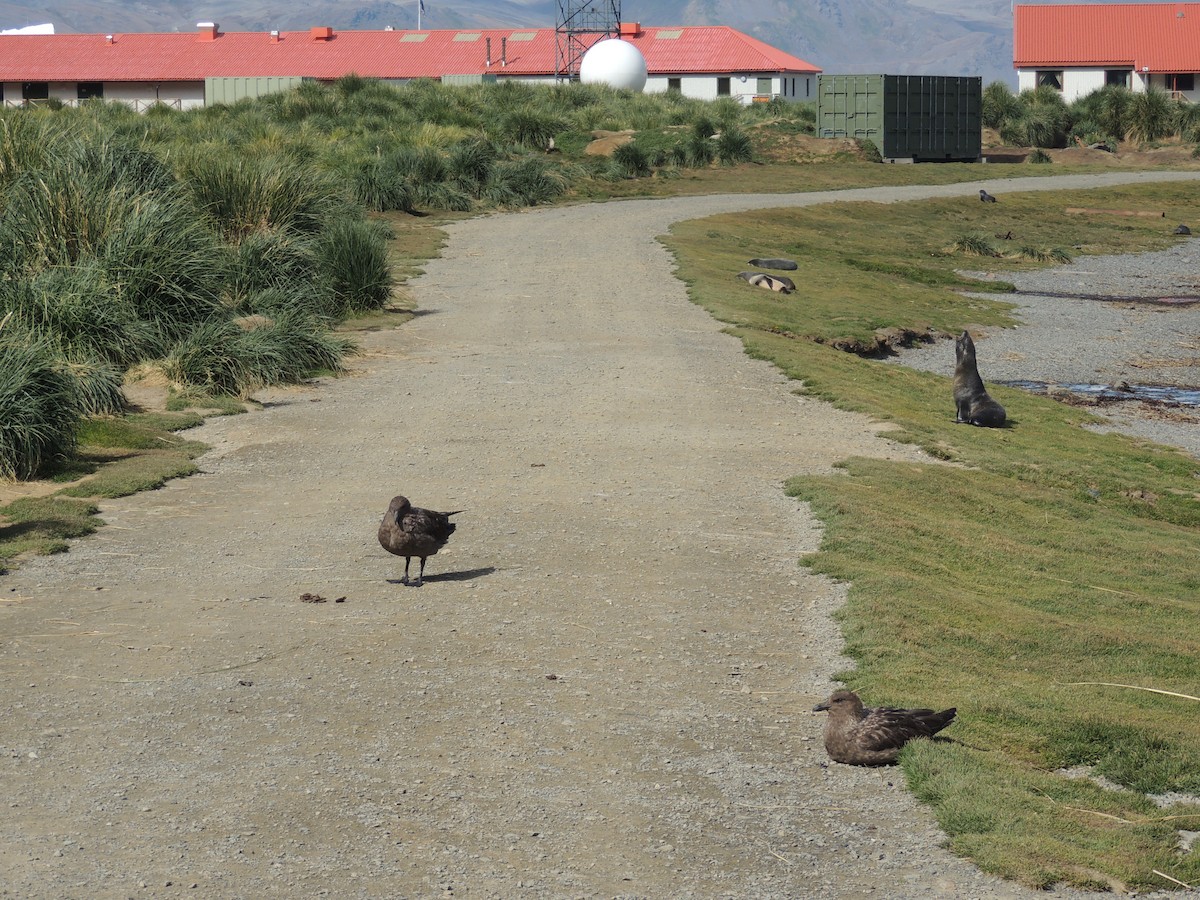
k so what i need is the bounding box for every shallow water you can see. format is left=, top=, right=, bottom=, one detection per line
left=1000, top=380, right=1200, bottom=407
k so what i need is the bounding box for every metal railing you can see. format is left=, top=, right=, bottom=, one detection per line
left=2, top=97, right=183, bottom=111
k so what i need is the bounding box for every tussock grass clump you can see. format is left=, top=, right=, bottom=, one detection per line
left=1009, top=245, right=1072, bottom=263
left=716, top=128, right=754, bottom=165
left=0, top=326, right=80, bottom=479
left=988, top=79, right=1200, bottom=150
left=317, top=217, right=395, bottom=314
left=951, top=234, right=1001, bottom=257
left=608, top=142, right=653, bottom=179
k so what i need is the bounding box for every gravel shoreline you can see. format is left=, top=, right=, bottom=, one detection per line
left=888, top=239, right=1200, bottom=458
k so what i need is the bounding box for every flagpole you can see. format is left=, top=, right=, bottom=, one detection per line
left=418, top=0, right=422, bottom=30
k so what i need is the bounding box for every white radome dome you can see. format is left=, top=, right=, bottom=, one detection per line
left=579, top=39, right=648, bottom=92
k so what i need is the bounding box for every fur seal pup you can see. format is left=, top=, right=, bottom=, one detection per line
left=953, top=330, right=1006, bottom=427
left=736, top=271, right=794, bottom=294
left=979, top=189, right=998, bottom=203
left=378, top=495, right=462, bottom=586
left=747, top=257, right=798, bottom=271
left=813, top=690, right=957, bottom=766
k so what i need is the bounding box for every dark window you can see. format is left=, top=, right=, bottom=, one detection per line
left=1171, top=73, right=1195, bottom=92
left=667, top=77, right=681, bottom=93
left=1104, top=69, right=1130, bottom=88
left=1036, top=70, right=1063, bottom=90
left=77, top=82, right=104, bottom=100
left=22, top=82, right=49, bottom=101
left=716, top=77, right=730, bottom=96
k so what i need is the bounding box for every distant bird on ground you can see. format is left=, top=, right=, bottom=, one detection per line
left=378, top=495, right=461, bottom=586
left=979, top=189, right=998, bottom=203
left=812, top=690, right=957, bottom=766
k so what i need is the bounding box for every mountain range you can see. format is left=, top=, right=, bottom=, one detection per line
left=0, top=0, right=1131, bottom=89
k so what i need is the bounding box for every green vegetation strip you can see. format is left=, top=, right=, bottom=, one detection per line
left=0, top=412, right=212, bottom=567
left=664, top=183, right=1200, bottom=891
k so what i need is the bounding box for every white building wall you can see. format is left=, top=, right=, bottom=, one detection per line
left=1064, top=69, right=1107, bottom=101
left=106, top=81, right=205, bottom=110
left=510, top=72, right=811, bottom=103
left=1016, top=66, right=1190, bottom=101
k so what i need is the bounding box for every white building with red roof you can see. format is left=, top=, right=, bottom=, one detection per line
left=0, top=21, right=819, bottom=110
left=1015, top=3, right=1200, bottom=101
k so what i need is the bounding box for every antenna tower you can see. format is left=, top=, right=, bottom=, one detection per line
left=555, top=0, right=621, bottom=83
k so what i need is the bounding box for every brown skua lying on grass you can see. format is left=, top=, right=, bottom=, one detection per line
left=813, top=690, right=956, bottom=766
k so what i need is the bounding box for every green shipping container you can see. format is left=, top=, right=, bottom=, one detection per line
left=816, top=74, right=982, bottom=162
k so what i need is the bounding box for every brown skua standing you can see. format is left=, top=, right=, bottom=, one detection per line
left=378, top=495, right=461, bottom=586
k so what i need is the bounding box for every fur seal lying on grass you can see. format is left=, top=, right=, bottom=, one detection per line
left=979, top=189, right=998, bottom=203
left=737, top=271, right=795, bottom=294
left=813, top=690, right=956, bottom=766
left=378, top=495, right=462, bottom=586
left=747, top=257, right=798, bottom=271
left=954, top=330, right=1006, bottom=427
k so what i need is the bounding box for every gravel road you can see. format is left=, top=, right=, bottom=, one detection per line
left=3, top=172, right=1198, bottom=899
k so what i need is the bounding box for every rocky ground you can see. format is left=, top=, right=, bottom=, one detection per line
left=2, top=173, right=1198, bottom=899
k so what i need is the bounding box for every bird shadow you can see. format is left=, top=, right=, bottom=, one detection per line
left=386, top=566, right=496, bottom=586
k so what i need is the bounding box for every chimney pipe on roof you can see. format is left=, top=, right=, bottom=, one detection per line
left=196, top=21, right=218, bottom=41
left=486, top=37, right=492, bottom=67
left=105, top=34, right=113, bottom=44
left=269, top=30, right=280, bottom=43
left=502, top=36, right=507, bottom=67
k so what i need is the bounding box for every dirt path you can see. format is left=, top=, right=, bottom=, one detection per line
left=3, top=172, right=1197, bottom=898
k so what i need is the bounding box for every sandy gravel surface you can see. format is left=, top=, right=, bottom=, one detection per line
left=3, top=172, right=1198, bottom=899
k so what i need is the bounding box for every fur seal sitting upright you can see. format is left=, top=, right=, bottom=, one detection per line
left=747, top=257, right=798, bottom=271
left=954, top=330, right=1006, bottom=427
left=737, top=271, right=794, bottom=294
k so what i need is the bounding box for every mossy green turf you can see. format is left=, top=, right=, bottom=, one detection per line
left=664, top=182, right=1200, bottom=890
left=0, top=412, right=209, bottom=564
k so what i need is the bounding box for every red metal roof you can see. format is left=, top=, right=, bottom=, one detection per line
left=1014, top=3, right=1200, bottom=71
left=0, top=24, right=819, bottom=83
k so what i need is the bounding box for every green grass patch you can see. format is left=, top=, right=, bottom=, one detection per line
left=0, top=496, right=101, bottom=561
left=665, top=181, right=1200, bottom=890
left=0, top=412, right=210, bottom=564
left=54, top=450, right=202, bottom=500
